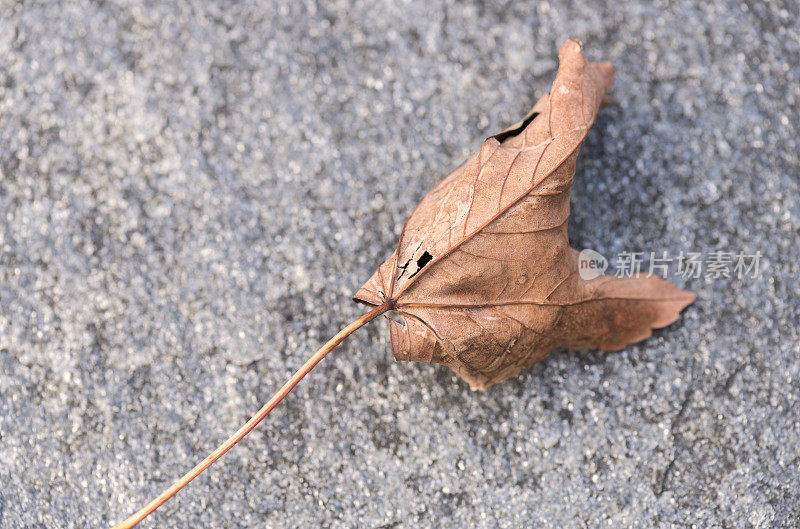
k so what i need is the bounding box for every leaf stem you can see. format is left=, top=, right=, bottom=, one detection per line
left=109, top=300, right=393, bottom=529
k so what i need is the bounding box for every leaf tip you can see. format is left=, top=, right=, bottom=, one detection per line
left=559, top=38, right=585, bottom=63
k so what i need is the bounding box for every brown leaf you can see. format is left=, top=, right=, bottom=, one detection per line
left=354, top=39, right=695, bottom=390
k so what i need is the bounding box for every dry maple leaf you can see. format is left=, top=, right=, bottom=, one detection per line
left=354, top=39, right=695, bottom=390
left=110, top=39, right=694, bottom=528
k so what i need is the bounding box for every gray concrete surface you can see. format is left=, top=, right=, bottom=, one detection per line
left=1, top=1, right=798, bottom=527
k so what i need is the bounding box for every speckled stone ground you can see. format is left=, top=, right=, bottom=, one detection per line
left=1, top=1, right=798, bottom=528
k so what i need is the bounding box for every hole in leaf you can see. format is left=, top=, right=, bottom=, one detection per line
left=386, top=311, right=405, bottom=325
left=491, top=112, right=539, bottom=143
left=408, top=250, right=433, bottom=279
left=417, top=250, right=433, bottom=269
